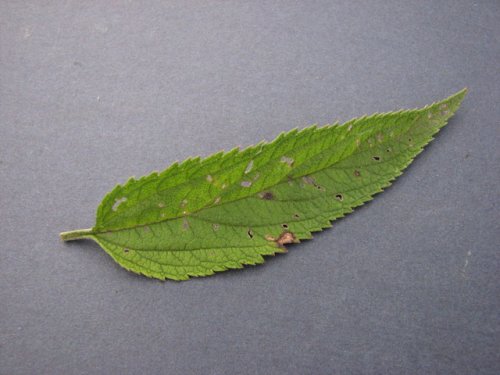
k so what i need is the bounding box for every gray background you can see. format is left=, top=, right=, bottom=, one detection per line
left=1, top=1, right=499, bottom=374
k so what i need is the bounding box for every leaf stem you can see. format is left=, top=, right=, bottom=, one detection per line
left=60, top=228, right=95, bottom=242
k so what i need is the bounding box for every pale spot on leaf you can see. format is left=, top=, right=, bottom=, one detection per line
left=112, top=197, right=127, bottom=211
left=280, top=156, right=294, bottom=167
left=244, top=160, right=254, bottom=174
left=241, top=181, right=252, bottom=188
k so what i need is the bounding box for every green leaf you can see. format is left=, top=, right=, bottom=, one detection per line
left=60, top=89, right=467, bottom=280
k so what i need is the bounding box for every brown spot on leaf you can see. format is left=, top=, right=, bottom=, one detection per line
left=354, top=170, right=361, bottom=177
left=276, top=231, right=296, bottom=247
left=123, top=248, right=129, bottom=253
left=212, top=223, right=220, bottom=231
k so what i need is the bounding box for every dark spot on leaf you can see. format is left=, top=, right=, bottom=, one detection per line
left=386, top=148, right=391, bottom=153
left=293, top=213, right=300, bottom=219
left=247, top=229, right=254, bottom=239
left=354, top=170, right=361, bottom=177
left=281, top=223, right=288, bottom=229
left=373, top=156, right=380, bottom=161
left=260, top=191, right=274, bottom=200
left=335, top=194, right=343, bottom=201
left=123, top=248, right=129, bottom=253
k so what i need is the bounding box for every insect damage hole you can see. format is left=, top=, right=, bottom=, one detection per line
left=247, top=229, right=254, bottom=239
left=372, top=156, right=380, bottom=161
left=335, top=194, right=343, bottom=201
left=293, top=213, right=300, bottom=219
left=281, top=223, right=289, bottom=229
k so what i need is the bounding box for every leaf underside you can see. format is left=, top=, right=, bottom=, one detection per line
left=63, top=89, right=466, bottom=280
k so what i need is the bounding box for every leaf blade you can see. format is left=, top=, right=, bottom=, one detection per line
left=63, top=89, right=467, bottom=280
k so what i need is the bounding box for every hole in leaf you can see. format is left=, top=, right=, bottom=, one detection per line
left=123, top=248, right=129, bottom=253
left=386, top=147, right=391, bottom=153
left=293, top=213, right=300, bottom=219
left=247, top=229, right=254, bottom=239
left=373, top=156, right=380, bottom=161
left=335, top=194, right=343, bottom=201
left=281, top=223, right=289, bottom=229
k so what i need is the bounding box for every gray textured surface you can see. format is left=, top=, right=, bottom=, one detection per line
left=1, top=1, right=499, bottom=374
